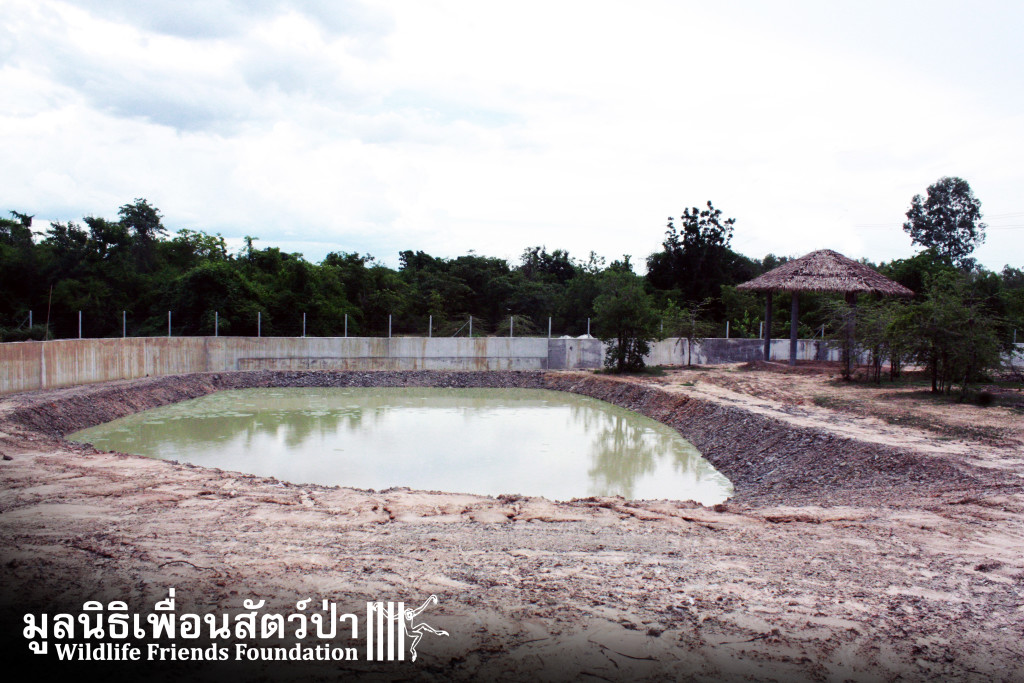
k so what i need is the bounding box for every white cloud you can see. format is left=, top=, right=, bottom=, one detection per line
left=1, top=0, right=1021, bottom=269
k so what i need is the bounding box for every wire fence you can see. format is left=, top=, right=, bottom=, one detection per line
left=2, top=310, right=789, bottom=342
left=4, top=308, right=1020, bottom=346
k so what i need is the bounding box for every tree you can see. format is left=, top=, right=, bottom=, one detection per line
left=118, top=198, right=165, bottom=240
left=878, top=248, right=957, bottom=294
left=593, top=269, right=659, bottom=373
left=118, top=198, right=167, bottom=272
left=848, top=299, right=914, bottom=384
left=519, top=246, right=576, bottom=284
left=903, top=177, right=986, bottom=268
left=906, top=272, right=1002, bottom=396
left=662, top=298, right=716, bottom=366
left=646, top=201, right=753, bottom=308
left=720, top=285, right=761, bottom=338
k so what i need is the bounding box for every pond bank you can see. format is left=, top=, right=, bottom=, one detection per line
left=2, top=370, right=1022, bottom=681
left=4, top=369, right=996, bottom=505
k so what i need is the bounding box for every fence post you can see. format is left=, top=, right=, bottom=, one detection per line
left=302, top=312, right=306, bottom=338
left=344, top=314, right=348, bottom=338
left=168, top=311, right=171, bottom=337
left=122, top=310, right=126, bottom=338
left=469, top=316, right=473, bottom=337
left=587, top=317, right=590, bottom=337
left=388, top=314, right=392, bottom=338
left=429, top=315, right=432, bottom=338
left=726, top=320, right=729, bottom=339
left=548, top=317, right=551, bottom=339
left=78, top=311, right=82, bottom=339
left=257, top=312, right=261, bottom=337
left=510, top=316, right=513, bottom=338
left=28, top=310, right=32, bottom=328
left=215, top=311, right=219, bottom=337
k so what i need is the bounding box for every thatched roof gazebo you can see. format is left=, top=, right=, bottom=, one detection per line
left=737, top=249, right=913, bottom=371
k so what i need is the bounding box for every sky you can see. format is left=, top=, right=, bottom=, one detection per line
left=2, top=0, right=1023, bottom=271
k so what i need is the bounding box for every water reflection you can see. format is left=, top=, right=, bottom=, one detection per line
left=69, top=388, right=732, bottom=503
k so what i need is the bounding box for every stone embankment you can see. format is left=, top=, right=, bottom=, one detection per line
left=2, top=369, right=993, bottom=506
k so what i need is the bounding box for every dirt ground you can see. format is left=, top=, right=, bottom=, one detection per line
left=1, top=366, right=1023, bottom=682
left=657, top=361, right=1024, bottom=470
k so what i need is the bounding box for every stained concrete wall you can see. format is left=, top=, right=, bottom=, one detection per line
left=0, top=337, right=551, bottom=395
left=645, top=338, right=840, bottom=366
left=547, top=338, right=604, bottom=370
left=0, top=335, right=862, bottom=396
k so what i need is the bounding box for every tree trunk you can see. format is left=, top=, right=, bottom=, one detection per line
left=789, top=292, right=798, bottom=366
left=842, top=292, right=857, bottom=380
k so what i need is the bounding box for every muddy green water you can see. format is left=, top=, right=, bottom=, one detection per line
left=69, top=388, right=732, bottom=503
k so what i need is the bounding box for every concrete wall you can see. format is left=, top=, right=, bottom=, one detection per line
left=1009, top=344, right=1024, bottom=374
left=0, top=335, right=860, bottom=396
left=645, top=338, right=840, bottom=366
left=547, top=338, right=604, bottom=370
left=0, top=337, right=552, bottom=395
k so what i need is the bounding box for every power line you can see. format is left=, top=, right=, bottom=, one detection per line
left=853, top=223, right=1024, bottom=230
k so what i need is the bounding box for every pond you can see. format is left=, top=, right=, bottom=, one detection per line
left=68, top=387, right=732, bottom=503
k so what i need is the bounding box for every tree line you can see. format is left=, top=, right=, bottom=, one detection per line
left=1, top=178, right=1021, bottom=393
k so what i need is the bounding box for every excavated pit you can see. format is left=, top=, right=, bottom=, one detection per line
left=3, top=370, right=993, bottom=506
left=2, top=370, right=1021, bottom=682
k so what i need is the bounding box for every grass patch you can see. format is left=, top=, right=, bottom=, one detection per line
left=827, top=373, right=933, bottom=391
left=594, top=364, right=668, bottom=377
left=812, top=394, right=1008, bottom=442
left=811, top=395, right=860, bottom=411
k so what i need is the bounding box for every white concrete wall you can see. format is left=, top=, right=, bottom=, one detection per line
left=645, top=338, right=841, bottom=365
left=0, top=337, right=552, bottom=395
left=1008, top=343, right=1024, bottom=375
left=2, top=334, right=951, bottom=396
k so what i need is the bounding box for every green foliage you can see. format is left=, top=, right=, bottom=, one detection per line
left=0, top=323, right=47, bottom=342
left=1, top=199, right=1021, bottom=362
left=999, top=266, right=1024, bottom=340
left=855, top=299, right=914, bottom=383
left=646, top=201, right=757, bottom=312
left=662, top=298, right=716, bottom=366
left=826, top=270, right=1005, bottom=395
left=903, top=177, right=986, bottom=269
left=593, top=270, right=659, bottom=373
left=494, top=314, right=539, bottom=337
left=907, top=272, right=1003, bottom=396
left=878, top=248, right=957, bottom=295
left=519, top=246, right=577, bottom=284
left=720, top=285, right=761, bottom=338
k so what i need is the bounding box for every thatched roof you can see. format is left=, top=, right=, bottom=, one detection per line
left=736, top=249, right=913, bottom=297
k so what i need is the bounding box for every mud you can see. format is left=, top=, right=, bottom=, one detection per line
left=2, top=369, right=1023, bottom=681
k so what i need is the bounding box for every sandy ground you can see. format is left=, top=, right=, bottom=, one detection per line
left=1, top=367, right=1023, bottom=682
left=655, top=361, right=1024, bottom=475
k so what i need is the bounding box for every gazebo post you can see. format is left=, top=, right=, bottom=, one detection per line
left=844, top=291, right=857, bottom=378
left=790, top=292, right=798, bottom=366
left=763, top=291, right=773, bottom=361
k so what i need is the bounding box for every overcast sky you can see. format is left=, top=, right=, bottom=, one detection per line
left=2, top=0, right=1022, bottom=270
